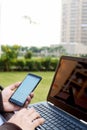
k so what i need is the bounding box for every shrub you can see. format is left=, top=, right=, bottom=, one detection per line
left=0, top=57, right=58, bottom=71
left=41, top=58, right=51, bottom=71
left=14, top=59, right=25, bottom=71
left=50, top=58, right=58, bottom=70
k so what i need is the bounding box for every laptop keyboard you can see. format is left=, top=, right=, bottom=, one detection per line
left=30, top=103, right=84, bottom=130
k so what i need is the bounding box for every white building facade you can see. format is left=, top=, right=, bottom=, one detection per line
left=61, top=0, right=87, bottom=55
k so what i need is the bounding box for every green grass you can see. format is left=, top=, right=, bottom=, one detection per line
left=0, top=71, right=55, bottom=104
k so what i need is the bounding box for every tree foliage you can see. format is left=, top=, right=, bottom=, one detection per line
left=1, top=45, right=21, bottom=71
left=24, top=51, right=32, bottom=59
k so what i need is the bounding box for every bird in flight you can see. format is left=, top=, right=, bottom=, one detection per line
left=23, top=15, right=37, bottom=24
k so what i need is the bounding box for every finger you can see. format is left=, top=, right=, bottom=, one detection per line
left=24, top=100, right=30, bottom=108
left=26, top=93, right=34, bottom=102
left=24, top=93, right=34, bottom=107
left=33, top=118, right=45, bottom=128
left=30, top=92, right=34, bottom=99
left=26, top=95, right=31, bottom=102
left=24, top=96, right=32, bottom=108
left=29, top=111, right=41, bottom=121
left=9, top=82, right=21, bottom=90
left=15, top=108, right=35, bottom=117
left=22, top=108, right=36, bottom=116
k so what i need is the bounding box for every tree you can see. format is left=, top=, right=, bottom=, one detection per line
left=59, top=45, right=67, bottom=55
left=1, top=45, right=21, bottom=71
left=29, top=46, right=39, bottom=53
left=24, top=51, right=32, bottom=59
left=54, top=45, right=67, bottom=57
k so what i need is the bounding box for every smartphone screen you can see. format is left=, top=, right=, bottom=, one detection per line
left=9, top=73, right=42, bottom=107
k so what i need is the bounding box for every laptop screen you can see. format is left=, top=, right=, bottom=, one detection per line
left=48, top=56, right=87, bottom=122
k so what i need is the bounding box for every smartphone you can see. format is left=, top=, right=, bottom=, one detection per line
left=9, top=73, right=42, bottom=107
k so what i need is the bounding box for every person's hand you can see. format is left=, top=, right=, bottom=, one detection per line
left=1, top=82, right=34, bottom=112
left=8, top=108, right=45, bottom=130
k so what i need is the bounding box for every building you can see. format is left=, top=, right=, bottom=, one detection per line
left=60, top=43, right=87, bottom=55
left=61, top=0, right=87, bottom=55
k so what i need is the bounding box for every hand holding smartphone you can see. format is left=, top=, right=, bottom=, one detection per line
left=9, top=73, right=42, bottom=107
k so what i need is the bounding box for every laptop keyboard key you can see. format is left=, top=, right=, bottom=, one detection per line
left=30, top=104, right=86, bottom=130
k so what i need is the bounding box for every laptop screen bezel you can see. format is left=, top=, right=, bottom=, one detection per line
left=47, top=56, right=87, bottom=122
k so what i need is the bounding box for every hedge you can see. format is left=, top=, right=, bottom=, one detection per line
left=0, top=58, right=59, bottom=71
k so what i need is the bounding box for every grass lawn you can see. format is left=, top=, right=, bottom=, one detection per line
left=0, top=71, right=55, bottom=104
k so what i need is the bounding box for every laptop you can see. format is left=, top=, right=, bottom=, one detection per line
left=29, top=56, right=87, bottom=130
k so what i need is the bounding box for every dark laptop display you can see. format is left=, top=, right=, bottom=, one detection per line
left=30, top=56, right=87, bottom=130
left=48, top=56, right=87, bottom=122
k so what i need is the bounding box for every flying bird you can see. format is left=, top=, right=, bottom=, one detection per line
left=23, top=15, right=37, bottom=24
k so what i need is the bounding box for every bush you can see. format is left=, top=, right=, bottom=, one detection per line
left=0, top=57, right=58, bottom=71
left=25, top=59, right=42, bottom=71
left=50, top=58, right=58, bottom=70
left=41, top=58, right=51, bottom=71
left=10, top=59, right=25, bottom=71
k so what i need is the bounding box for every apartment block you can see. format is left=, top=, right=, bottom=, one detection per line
left=61, top=0, right=87, bottom=48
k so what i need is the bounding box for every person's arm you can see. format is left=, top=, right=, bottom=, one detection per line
left=0, top=83, right=45, bottom=130
left=0, top=108, right=45, bottom=130
left=0, top=122, right=22, bottom=130
left=0, top=92, right=22, bottom=130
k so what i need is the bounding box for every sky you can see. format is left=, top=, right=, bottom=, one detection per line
left=0, top=0, right=62, bottom=47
